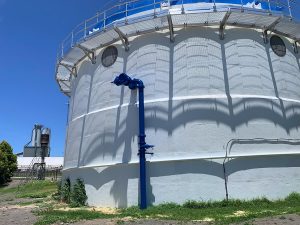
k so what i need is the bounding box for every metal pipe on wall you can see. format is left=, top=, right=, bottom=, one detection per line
left=222, top=138, right=300, bottom=201
left=112, top=73, right=154, bottom=209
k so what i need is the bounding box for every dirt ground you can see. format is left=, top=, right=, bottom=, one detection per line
left=51, top=214, right=300, bottom=225
left=0, top=181, right=38, bottom=225
left=0, top=205, right=37, bottom=225
left=248, top=214, right=300, bottom=225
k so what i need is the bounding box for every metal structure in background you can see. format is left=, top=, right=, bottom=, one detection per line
left=14, top=166, right=62, bottom=181
left=55, top=0, right=299, bottom=96
left=112, top=73, right=154, bottom=209
left=21, top=125, right=51, bottom=182
left=38, top=128, right=51, bottom=180
left=23, top=124, right=51, bottom=157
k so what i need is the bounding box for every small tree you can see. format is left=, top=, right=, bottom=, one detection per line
left=61, top=177, right=71, bottom=203
left=0, top=141, right=17, bottom=185
left=70, top=178, right=87, bottom=207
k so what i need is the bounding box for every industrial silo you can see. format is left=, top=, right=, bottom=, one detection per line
left=56, top=0, right=300, bottom=208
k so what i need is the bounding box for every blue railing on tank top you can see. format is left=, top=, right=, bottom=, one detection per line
left=58, top=0, right=296, bottom=60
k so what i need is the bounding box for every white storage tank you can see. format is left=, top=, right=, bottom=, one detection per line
left=56, top=0, right=300, bottom=207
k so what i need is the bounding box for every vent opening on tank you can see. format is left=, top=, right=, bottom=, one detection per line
left=101, top=46, right=118, bottom=67
left=270, top=35, right=286, bottom=57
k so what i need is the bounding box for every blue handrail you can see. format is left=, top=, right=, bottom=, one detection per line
left=58, top=0, right=295, bottom=60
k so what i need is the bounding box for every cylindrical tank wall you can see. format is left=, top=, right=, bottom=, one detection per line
left=63, top=26, right=300, bottom=207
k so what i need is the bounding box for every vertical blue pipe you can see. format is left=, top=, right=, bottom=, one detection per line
left=138, top=83, right=147, bottom=209
left=112, top=74, right=152, bottom=209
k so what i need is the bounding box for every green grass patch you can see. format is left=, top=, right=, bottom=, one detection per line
left=34, top=210, right=114, bottom=225
left=0, top=185, right=17, bottom=194
left=0, top=180, right=57, bottom=199
left=17, top=199, right=44, bottom=206
left=120, top=194, right=300, bottom=224
left=35, top=192, right=300, bottom=225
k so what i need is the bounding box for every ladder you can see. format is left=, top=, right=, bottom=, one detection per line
left=19, top=157, right=41, bottom=186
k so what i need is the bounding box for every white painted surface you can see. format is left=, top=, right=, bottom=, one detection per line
left=63, top=156, right=300, bottom=207
left=63, top=26, right=300, bottom=207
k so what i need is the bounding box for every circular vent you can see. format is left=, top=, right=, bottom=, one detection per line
left=270, top=35, right=286, bottom=57
left=101, top=46, right=118, bottom=67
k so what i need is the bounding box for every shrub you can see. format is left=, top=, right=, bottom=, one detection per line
left=0, top=141, right=17, bottom=185
left=57, top=178, right=87, bottom=207
left=285, top=192, right=300, bottom=203
left=61, top=178, right=71, bottom=203
left=70, top=178, right=87, bottom=207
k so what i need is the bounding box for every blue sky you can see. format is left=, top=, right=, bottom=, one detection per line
left=0, top=0, right=299, bottom=156
left=0, top=0, right=114, bottom=156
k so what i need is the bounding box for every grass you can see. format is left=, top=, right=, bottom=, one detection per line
left=34, top=210, right=114, bottom=225
left=35, top=192, right=300, bottom=225
left=18, top=199, right=44, bottom=206
left=2, top=181, right=300, bottom=225
left=0, top=180, right=57, bottom=198
left=16, top=181, right=57, bottom=198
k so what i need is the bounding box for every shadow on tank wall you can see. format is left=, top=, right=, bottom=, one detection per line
left=65, top=27, right=300, bottom=207
left=65, top=154, right=300, bottom=207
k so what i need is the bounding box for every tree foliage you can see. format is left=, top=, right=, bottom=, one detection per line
left=70, top=178, right=87, bottom=207
left=0, top=141, right=17, bottom=185
left=57, top=177, right=87, bottom=207
left=61, top=177, right=71, bottom=203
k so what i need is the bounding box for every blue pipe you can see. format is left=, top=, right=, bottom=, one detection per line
left=137, top=83, right=147, bottom=209
left=112, top=73, right=154, bottom=209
